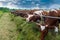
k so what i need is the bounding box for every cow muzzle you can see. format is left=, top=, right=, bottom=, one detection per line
left=40, top=25, right=45, bottom=31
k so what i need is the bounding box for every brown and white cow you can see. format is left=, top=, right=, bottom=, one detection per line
left=26, top=10, right=43, bottom=22
left=26, top=9, right=60, bottom=40
left=26, top=14, right=41, bottom=22
left=11, top=10, right=28, bottom=18
left=11, top=10, right=38, bottom=18
left=40, top=9, right=59, bottom=40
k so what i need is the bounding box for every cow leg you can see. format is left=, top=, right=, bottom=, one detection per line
left=40, top=25, right=48, bottom=40
left=40, top=28, right=48, bottom=40
left=54, top=26, right=59, bottom=35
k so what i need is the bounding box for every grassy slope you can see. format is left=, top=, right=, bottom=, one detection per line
left=0, top=13, right=18, bottom=40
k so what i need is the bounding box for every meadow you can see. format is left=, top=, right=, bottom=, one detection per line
left=0, top=8, right=60, bottom=40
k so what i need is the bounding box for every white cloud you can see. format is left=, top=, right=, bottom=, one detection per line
left=49, top=4, right=60, bottom=9
left=0, top=2, right=3, bottom=7
left=31, top=6, right=47, bottom=10
left=0, top=0, right=6, bottom=1
left=5, top=2, right=18, bottom=9
left=31, top=7, right=40, bottom=9
left=0, top=0, right=19, bottom=9
left=0, top=0, right=60, bottom=10
left=0, top=0, right=18, bottom=4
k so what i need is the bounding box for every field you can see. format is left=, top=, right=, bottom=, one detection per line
left=0, top=8, right=60, bottom=40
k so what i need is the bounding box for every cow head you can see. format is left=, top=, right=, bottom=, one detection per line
left=26, top=14, right=34, bottom=22
left=33, top=10, right=43, bottom=17
left=25, top=10, right=49, bottom=23
left=26, top=13, right=41, bottom=23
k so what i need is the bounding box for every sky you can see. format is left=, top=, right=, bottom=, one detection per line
left=0, top=0, right=60, bottom=9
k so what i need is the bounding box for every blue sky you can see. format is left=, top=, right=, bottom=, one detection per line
left=0, top=0, right=60, bottom=9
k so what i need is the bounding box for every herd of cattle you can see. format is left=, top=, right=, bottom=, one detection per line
left=11, top=9, right=60, bottom=40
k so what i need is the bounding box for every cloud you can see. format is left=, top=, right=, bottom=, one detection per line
left=0, top=0, right=19, bottom=9
left=6, top=2, right=18, bottom=9
left=31, top=7, right=40, bottom=9
left=0, top=0, right=60, bottom=9
left=0, top=0, right=6, bottom=1
left=0, top=2, right=4, bottom=7
left=49, top=4, right=60, bottom=9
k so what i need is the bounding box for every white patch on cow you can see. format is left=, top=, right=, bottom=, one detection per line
left=34, top=10, right=43, bottom=17
left=51, top=9, right=58, bottom=13
left=40, top=25, right=45, bottom=31
left=55, top=26, right=58, bottom=33
left=54, top=10, right=58, bottom=13
left=26, top=14, right=33, bottom=22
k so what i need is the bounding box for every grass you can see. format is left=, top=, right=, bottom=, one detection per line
left=0, top=13, right=18, bottom=40
left=9, top=14, right=40, bottom=40
left=0, top=11, right=4, bottom=18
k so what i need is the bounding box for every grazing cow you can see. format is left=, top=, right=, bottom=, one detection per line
left=25, top=10, right=45, bottom=22
left=55, top=10, right=60, bottom=23
left=26, top=10, right=49, bottom=27
left=26, top=14, right=41, bottom=22
left=40, top=9, right=59, bottom=40
left=11, top=10, right=41, bottom=22
left=26, top=10, right=59, bottom=40
left=26, top=10, right=43, bottom=22
left=11, top=10, right=31, bottom=18
left=11, top=10, right=38, bottom=18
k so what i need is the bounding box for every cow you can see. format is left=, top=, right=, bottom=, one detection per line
left=11, top=10, right=29, bottom=18
left=55, top=9, right=60, bottom=23
left=40, top=9, right=59, bottom=40
left=11, top=10, right=38, bottom=18
left=25, top=9, right=60, bottom=40
left=26, top=10, right=49, bottom=23
left=26, top=14, right=41, bottom=23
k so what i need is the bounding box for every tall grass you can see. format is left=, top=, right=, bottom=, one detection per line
left=9, top=13, right=40, bottom=40
left=0, top=11, right=5, bottom=18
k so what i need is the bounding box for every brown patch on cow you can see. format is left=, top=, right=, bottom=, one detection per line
left=42, top=10, right=49, bottom=16
left=45, top=11, right=58, bottom=26
left=11, top=9, right=38, bottom=18
left=28, top=15, right=41, bottom=22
